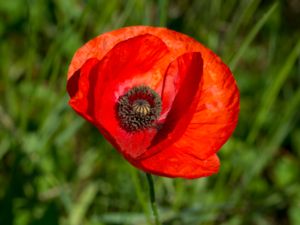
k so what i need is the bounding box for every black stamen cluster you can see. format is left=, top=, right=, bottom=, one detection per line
left=117, top=86, right=162, bottom=132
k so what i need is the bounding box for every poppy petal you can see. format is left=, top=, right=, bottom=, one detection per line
left=67, top=26, right=201, bottom=80
left=175, top=60, right=240, bottom=160
left=69, top=33, right=171, bottom=159
left=67, top=26, right=240, bottom=179
left=140, top=59, right=239, bottom=170
left=68, top=57, right=100, bottom=124
left=132, top=148, right=220, bottom=179
left=137, top=52, right=204, bottom=160
left=68, top=26, right=171, bottom=79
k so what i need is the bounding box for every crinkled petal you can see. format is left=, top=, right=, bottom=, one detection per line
left=67, top=26, right=240, bottom=179
left=176, top=58, right=239, bottom=160
left=130, top=149, right=220, bottom=179
left=138, top=52, right=203, bottom=160
left=67, top=26, right=203, bottom=80
left=68, top=34, right=171, bottom=158
left=68, top=58, right=99, bottom=124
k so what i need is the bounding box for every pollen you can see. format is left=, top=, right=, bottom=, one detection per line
left=132, top=100, right=151, bottom=116
left=116, top=86, right=162, bottom=132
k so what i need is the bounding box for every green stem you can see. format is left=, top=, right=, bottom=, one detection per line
left=130, top=167, right=152, bottom=225
left=146, top=173, right=162, bottom=225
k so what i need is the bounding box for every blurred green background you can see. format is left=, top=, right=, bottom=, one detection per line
left=1, top=0, right=300, bottom=224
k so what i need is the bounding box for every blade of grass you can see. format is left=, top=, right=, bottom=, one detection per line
left=112, top=0, right=137, bottom=28
left=142, top=1, right=152, bottom=25
left=222, top=0, right=240, bottom=21
left=228, top=2, right=278, bottom=71
left=243, top=88, right=300, bottom=185
left=69, top=182, right=99, bottom=225
left=224, top=0, right=261, bottom=51
left=92, top=212, right=151, bottom=224
left=54, top=118, right=84, bottom=147
left=158, top=0, right=168, bottom=27
left=247, top=39, right=300, bottom=143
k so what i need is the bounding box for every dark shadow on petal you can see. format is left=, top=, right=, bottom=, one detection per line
left=137, top=52, right=203, bottom=160
left=87, top=59, right=101, bottom=120
left=152, top=52, right=203, bottom=145
left=67, top=70, right=80, bottom=98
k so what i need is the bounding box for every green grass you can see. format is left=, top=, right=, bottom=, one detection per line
left=1, top=0, right=300, bottom=224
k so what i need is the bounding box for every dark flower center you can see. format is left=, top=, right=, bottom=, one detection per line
left=116, top=86, right=162, bottom=132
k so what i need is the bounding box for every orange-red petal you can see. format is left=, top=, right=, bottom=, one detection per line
left=69, top=33, right=172, bottom=158
left=131, top=150, right=220, bottom=179
left=177, top=57, right=239, bottom=160
left=67, top=26, right=240, bottom=179
left=138, top=52, right=204, bottom=160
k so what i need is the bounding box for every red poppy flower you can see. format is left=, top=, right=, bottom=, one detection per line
left=67, top=26, right=239, bottom=179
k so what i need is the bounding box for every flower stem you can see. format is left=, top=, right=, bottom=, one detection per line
left=146, top=173, right=162, bottom=225
left=130, top=167, right=152, bottom=225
